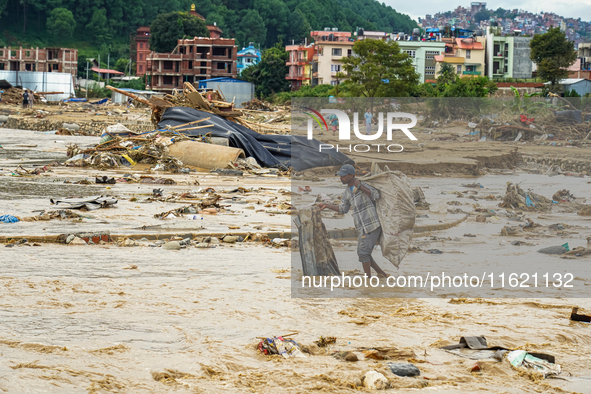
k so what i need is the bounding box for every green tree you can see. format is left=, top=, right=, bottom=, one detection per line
left=473, top=10, right=492, bottom=23
left=115, top=58, right=132, bottom=74
left=85, top=8, right=110, bottom=45
left=149, top=11, right=209, bottom=53
left=442, top=76, right=497, bottom=97
left=339, top=39, right=419, bottom=97
left=437, top=63, right=456, bottom=85
left=46, top=7, right=75, bottom=45
left=239, top=43, right=288, bottom=98
left=237, top=9, right=266, bottom=48
left=530, top=27, right=577, bottom=91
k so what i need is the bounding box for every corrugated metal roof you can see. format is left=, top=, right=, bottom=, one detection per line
left=544, top=78, right=590, bottom=85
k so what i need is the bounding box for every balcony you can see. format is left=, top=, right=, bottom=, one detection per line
left=493, top=52, right=503, bottom=58
left=286, top=73, right=306, bottom=80
left=462, top=71, right=481, bottom=75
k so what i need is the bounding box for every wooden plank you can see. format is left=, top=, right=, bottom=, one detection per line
left=186, top=91, right=210, bottom=108
left=149, top=96, right=174, bottom=108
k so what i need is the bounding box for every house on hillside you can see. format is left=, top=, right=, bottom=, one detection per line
left=237, top=44, right=261, bottom=75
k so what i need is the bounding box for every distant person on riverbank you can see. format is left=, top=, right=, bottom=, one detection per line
left=22, top=90, right=30, bottom=108
left=364, top=108, right=373, bottom=135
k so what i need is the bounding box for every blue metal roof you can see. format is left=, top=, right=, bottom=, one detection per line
left=199, top=77, right=250, bottom=83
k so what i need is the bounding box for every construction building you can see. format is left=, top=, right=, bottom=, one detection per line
left=0, top=47, right=78, bottom=77
left=434, top=37, right=486, bottom=78
left=310, top=29, right=354, bottom=86
left=146, top=37, right=237, bottom=93
left=285, top=43, right=315, bottom=90
left=138, top=4, right=230, bottom=86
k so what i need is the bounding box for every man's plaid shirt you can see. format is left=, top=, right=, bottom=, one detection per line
left=339, top=182, right=381, bottom=235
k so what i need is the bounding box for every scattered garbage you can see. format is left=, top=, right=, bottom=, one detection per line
left=499, top=182, right=551, bottom=211
left=552, top=189, right=575, bottom=203
left=50, top=196, right=118, bottom=211
left=0, top=214, right=19, bottom=223
left=314, top=336, right=337, bottom=347
left=96, top=176, right=116, bottom=184
left=257, top=335, right=306, bottom=358
left=506, top=350, right=561, bottom=378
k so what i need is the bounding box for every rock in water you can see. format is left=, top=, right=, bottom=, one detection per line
left=537, top=246, right=567, bottom=255
left=362, top=371, right=389, bottom=390
left=70, top=237, right=87, bottom=245
left=162, top=241, right=181, bottom=250
left=387, top=362, right=420, bottom=377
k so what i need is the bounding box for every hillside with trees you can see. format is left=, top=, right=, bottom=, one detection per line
left=0, top=0, right=417, bottom=55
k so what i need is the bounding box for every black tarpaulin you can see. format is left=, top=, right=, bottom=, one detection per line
left=158, top=107, right=353, bottom=171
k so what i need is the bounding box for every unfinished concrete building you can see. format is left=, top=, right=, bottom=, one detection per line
left=0, top=47, right=78, bottom=77
left=146, top=37, right=237, bottom=93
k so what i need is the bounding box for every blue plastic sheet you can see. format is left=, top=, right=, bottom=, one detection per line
left=0, top=215, right=19, bottom=223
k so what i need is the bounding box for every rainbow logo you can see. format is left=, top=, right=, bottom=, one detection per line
left=303, top=107, right=328, bottom=131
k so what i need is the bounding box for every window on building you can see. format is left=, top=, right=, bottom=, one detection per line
left=163, top=76, right=173, bottom=85
left=0, top=63, right=4, bottom=70
left=404, top=50, right=416, bottom=58
left=139, top=54, right=143, bottom=61
left=332, top=48, right=342, bottom=56
left=504, top=64, right=508, bottom=73
left=53, top=64, right=58, bottom=71
left=163, top=61, right=173, bottom=70
left=10, top=50, right=16, bottom=57
left=331, top=64, right=341, bottom=72
left=456, top=65, right=462, bottom=73
left=330, top=80, right=340, bottom=86
left=188, top=60, right=193, bottom=69
left=425, top=71, right=435, bottom=75
left=425, top=66, right=435, bottom=70
left=0, top=50, right=3, bottom=56
left=213, top=47, right=226, bottom=56
left=466, top=50, right=471, bottom=59
left=189, top=46, right=193, bottom=53
left=139, top=42, right=143, bottom=49
left=25, top=51, right=30, bottom=57
left=139, top=65, right=143, bottom=72
left=216, top=62, right=225, bottom=69
left=347, top=49, right=352, bottom=56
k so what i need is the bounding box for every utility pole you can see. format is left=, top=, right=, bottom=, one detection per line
left=98, top=54, right=100, bottom=83
left=107, top=53, right=110, bottom=85
left=86, top=60, right=89, bottom=99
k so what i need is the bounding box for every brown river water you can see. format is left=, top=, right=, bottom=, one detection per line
left=1, top=129, right=591, bottom=393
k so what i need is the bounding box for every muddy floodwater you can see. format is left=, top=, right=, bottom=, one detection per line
left=1, top=129, right=591, bottom=393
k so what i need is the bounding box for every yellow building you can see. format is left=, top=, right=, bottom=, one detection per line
left=434, top=37, right=486, bottom=78
left=310, top=29, right=354, bottom=86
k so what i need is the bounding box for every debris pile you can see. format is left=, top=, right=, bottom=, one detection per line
left=499, top=182, right=551, bottom=211
left=257, top=334, right=306, bottom=358
left=551, top=189, right=575, bottom=203
left=107, top=84, right=289, bottom=135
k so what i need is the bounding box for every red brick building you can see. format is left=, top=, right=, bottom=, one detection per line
left=133, top=27, right=151, bottom=76
left=147, top=37, right=237, bottom=92
left=133, top=4, right=226, bottom=79
left=0, top=47, right=78, bottom=76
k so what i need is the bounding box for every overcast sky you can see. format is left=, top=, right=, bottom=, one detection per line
left=386, top=1, right=591, bottom=23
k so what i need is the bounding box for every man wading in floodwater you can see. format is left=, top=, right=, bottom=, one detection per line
left=317, top=164, right=389, bottom=278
